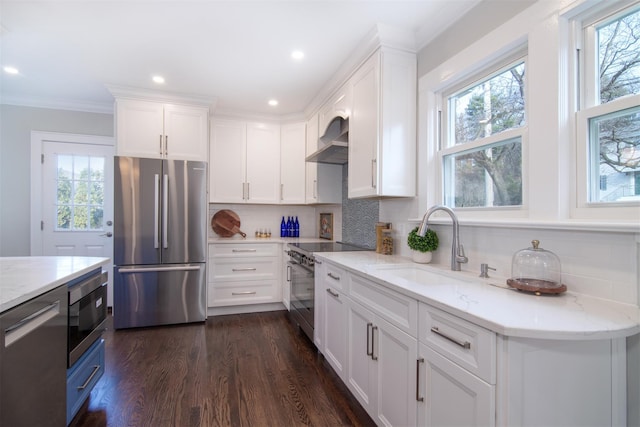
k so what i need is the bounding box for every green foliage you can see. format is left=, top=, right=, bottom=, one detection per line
left=407, top=227, right=439, bottom=253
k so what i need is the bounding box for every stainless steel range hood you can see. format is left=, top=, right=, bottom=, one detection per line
left=306, top=116, right=349, bottom=164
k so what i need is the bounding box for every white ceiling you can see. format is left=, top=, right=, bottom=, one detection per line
left=0, top=0, right=479, bottom=116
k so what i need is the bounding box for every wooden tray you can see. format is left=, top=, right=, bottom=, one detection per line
left=507, top=278, right=567, bottom=295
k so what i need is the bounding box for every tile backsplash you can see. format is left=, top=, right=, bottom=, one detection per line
left=341, top=164, right=379, bottom=249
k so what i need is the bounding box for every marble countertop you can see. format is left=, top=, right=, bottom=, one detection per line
left=0, top=256, right=110, bottom=313
left=314, top=251, right=640, bottom=341
left=208, top=237, right=330, bottom=244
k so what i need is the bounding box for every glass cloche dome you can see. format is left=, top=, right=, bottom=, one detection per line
left=507, top=240, right=566, bottom=295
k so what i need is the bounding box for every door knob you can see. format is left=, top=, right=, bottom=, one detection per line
left=100, top=232, right=113, bottom=237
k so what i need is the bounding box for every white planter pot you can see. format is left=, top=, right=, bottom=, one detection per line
left=411, top=250, right=432, bottom=264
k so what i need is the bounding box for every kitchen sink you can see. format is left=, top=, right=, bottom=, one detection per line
left=370, top=264, right=471, bottom=286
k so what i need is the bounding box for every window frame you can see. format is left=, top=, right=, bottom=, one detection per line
left=436, top=51, right=529, bottom=212
left=572, top=0, right=640, bottom=218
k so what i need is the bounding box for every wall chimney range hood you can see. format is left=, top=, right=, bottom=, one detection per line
left=306, top=116, right=349, bottom=164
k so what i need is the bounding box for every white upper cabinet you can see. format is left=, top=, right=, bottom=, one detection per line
left=280, top=122, right=307, bottom=204
left=210, top=119, right=280, bottom=204
left=115, top=98, right=208, bottom=161
left=348, top=47, right=416, bottom=198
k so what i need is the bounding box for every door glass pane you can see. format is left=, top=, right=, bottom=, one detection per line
left=55, top=154, right=106, bottom=231
left=589, top=106, right=640, bottom=202
left=444, top=137, right=522, bottom=208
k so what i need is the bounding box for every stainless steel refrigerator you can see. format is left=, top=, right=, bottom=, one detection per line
left=113, top=156, right=207, bottom=329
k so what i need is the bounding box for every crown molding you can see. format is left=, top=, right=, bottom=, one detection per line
left=1, top=94, right=113, bottom=114
left=105, top=84, right=218, bottom=110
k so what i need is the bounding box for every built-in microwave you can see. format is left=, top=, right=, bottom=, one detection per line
left=67, top=269, right=108, bottom=367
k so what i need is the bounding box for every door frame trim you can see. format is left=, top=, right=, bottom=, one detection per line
left=30, top=131, right=114, bottom=255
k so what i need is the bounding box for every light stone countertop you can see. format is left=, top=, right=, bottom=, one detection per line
left=208, top=237, right=330, bottom=244
left=314, top=251, right=640, bottom=341
left=0, top=256, right=110, bottom=313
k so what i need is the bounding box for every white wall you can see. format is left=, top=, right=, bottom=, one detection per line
left=0, top=104, right=114, bottom=256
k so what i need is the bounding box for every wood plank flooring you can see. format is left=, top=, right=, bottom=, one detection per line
left=69, top=311, right=375, bottom=427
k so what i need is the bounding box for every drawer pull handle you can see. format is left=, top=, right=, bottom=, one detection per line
left=77, top=365, right=101, bottom=390
left=326, top=288, right=339, bottom=298
left=327, top=272, right=340, bottom=281
left=232, top=267, right=257, bottom=272
left=366, top=323, right=373, bottom=357
left=371, top=326, right=378, bottom=360
left=232, top=249, right=257, bottom=253
left=430, top=326, right=471, bottom=349
left=416, top=358, right=425, bottom=402
left=232, top=291, right=256, bottom=295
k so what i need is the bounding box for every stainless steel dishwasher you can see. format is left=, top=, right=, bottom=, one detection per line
left=0, top=285, right=67, bottom=426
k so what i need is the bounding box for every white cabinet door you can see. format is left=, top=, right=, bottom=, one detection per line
left=163, top=104, right=209, bottom=161
left=348, top=53, right=379, bottom=198
left=210, top=119, right=246, bottom=203
left=348, top=48, right=416, bottom=198
left=116, top=99, right=208, bottom=161
left=347, top=297, right=418, bottom=427
left=313, top=260, right=326, bottom=349
left=280, top=122, right=306, bottom=204
left=115, top=99, right=165, bottom=159
left=324, top=285, right=348, bottom=381
left=346, top=298, right=377, bottom=414
left=306, top=114, right=319, bottom=204
left=375, top=316, right=418, bottom=427
left=418, top=343, right=495, bottom=427
left=246, top=122, right=280, bottom=203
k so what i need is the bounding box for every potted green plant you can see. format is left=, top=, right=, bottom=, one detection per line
left=407, top=226, right=438, bottom=263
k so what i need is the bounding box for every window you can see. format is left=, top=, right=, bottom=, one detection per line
left=55, top=154, right=105, bottom=230
left=441, top=59, right=526, bottom=208
left=579, top=4, right=640, bottom=205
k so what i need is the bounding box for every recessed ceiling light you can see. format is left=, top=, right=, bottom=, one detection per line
left=291, top=50, right=304, bottom=60
left=152, top=75, right=165, bottom=84
left=268, top=99, right=279, bottom=107
left=3, top=66, right=19, bottom=75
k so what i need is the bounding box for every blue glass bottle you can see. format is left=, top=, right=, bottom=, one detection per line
left=294, top=216, right=300, bottom=237
left=280, top=216, right=286, bottom=238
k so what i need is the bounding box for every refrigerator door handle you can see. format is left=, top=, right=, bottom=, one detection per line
left=154, top=174, right=160, bottom=249
left=118, top=265, right=201, bottom=274
left=163, top=173, right=169, bottom=249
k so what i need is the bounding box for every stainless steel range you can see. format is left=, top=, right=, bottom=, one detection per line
left=286, top=241, right=371, bottom=342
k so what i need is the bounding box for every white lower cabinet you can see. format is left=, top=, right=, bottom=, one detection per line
left=208, top=243, right=281, bottom=307
left=347, top=299, right=417, bottom=427
left=418, top=343, right=494, bottom=426
left=316, top=260, right=626, bottom=427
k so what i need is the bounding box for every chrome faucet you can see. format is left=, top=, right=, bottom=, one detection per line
left=418, top=205, right=468, bottom=271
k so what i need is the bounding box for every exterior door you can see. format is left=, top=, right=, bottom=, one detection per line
left=33, top=132, right=114, bottom=303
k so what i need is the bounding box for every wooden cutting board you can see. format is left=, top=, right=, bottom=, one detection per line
left=211, top=209, right=247, bottom=238
left=211, top=210, right=246, bottom=238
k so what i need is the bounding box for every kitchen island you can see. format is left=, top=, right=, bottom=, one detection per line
left=0, top=256, right=110, bottom=313
left=313, top=251, right=640, bottom=427
left=0, top=256, right=110, bottom=427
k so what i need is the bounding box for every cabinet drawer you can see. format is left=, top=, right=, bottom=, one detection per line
left=209, top=279, right=279, bottom=306
left=350, top=273, right=418, bottom=337
left=67, top=338, right=105, bottom=425
left=419, top=303, right=496, bottom=384
left=323, top=262, right=348, bottom=292
left=211, top=257, right=277, bottom=281
left=210, top=243, right=279, bottom=257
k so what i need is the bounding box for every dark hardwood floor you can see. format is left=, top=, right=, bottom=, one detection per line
left=69, top=310, right=375, bottom=427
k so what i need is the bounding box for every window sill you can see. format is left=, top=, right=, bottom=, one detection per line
left=408, top=217, right=640, bottom=234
